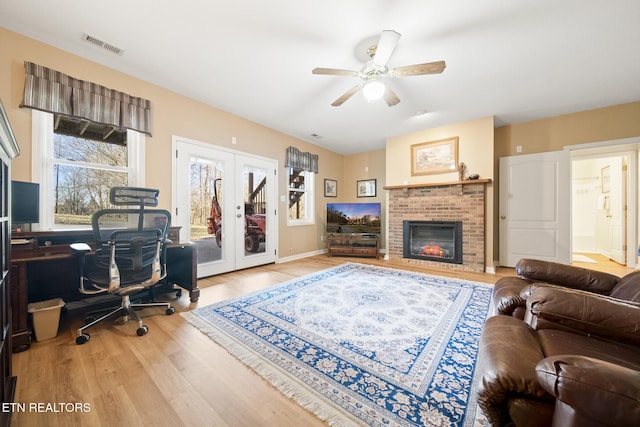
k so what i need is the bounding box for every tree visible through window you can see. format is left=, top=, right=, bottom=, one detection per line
left=52, top=118, right=129, bottom=227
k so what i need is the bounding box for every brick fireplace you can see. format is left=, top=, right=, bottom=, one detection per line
left=387, top=181, right=488, bottom=272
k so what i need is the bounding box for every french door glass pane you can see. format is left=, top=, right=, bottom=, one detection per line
left=190, top=156, right=223, bottom=263
left=243, top=165, right=267, bottom=254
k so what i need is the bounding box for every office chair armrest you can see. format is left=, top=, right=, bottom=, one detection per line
left=70, top=243, right=92, bottom=253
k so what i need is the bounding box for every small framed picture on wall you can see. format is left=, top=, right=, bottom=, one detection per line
left=357, top=179, right=376, bottom=197
left=324, top=179, right=337, bottom=197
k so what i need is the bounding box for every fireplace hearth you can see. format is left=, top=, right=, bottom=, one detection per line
left=403, top=220, right=463, bottom=264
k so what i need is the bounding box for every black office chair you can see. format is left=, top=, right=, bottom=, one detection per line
left=71, top=187, right=175, bottom=345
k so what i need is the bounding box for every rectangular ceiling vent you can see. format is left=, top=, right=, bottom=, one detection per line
left=81, top=33, right=125, bottom=56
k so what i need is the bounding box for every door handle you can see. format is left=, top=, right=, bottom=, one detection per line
left=237, top=213, right=242, bottom=218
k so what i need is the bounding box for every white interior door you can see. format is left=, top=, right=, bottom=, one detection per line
left=606, top=156, right=626, bottom=264
left=499, top=150, right=570, bottom=267
left=173, top=137, right=278, bottom=277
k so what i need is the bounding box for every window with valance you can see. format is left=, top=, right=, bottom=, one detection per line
left=285, top=146, right=317, bottom=225
left=19, top=61, right=152, bottom=136
left=285, top=146, right=318, bottom=173
left=20, top=62, right=148, bottom=230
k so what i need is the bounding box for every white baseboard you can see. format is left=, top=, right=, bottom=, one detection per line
left=277, top=249, right=326, bottom=264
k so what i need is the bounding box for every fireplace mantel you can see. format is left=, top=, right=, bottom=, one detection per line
left=384, top=178, right=491, bottom=190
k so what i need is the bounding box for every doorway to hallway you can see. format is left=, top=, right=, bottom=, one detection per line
left=571, top=143, right=637, bottom=267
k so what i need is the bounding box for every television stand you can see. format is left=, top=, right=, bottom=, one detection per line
left=326, top=233, right=379, bottom=259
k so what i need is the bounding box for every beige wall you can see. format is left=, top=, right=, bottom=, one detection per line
left=495, top=101, right=640, bottom=158
left=341, top=149, right=386, bottom=248
left=493, top=102, right=640, bottom=262
left=385, top=116, right=495, bottom=270
left=0, top=27, right=343, bottom=258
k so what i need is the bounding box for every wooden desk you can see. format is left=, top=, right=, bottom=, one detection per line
left=10, top=228, right=198, bottom=352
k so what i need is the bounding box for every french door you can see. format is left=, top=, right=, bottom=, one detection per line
left=173, top=137, right=278, bottom=277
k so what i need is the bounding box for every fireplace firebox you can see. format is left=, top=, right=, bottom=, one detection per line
left=403, top=220, right=463, bottom=264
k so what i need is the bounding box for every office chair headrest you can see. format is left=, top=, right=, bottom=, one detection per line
left=110, top=187, right=159, bottom=207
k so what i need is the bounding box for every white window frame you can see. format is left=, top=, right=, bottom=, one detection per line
left=30, top=109, right=145, bottom=231
left=287, top=168, right=315, bottom=226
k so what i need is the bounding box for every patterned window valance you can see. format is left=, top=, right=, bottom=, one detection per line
left=19, top=62, right=152, bottom=136
left=285, top=146, right=318, bottom=173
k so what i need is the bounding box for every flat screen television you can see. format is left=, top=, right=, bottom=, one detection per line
left=11, top=180, right=40, bottom=224
left=327, top=202, right=381, bottom=234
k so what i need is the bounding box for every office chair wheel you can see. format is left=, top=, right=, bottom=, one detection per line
left=76, top=333, right=90, bottom=345
left=85, top=315, right=97, bottom=324
left=136, top=325, right=149, bottom=336
left=175, top=289, right=182, bottom=298
left=166, top=307, right=175, bottom=315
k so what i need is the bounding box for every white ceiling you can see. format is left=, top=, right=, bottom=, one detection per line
left=1, top=0, right=639, bottom=154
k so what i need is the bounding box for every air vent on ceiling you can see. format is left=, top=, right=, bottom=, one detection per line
left=81, top=33, right=125, bottom=56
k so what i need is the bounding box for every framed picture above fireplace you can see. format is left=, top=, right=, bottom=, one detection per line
left=411, top=137, right=459, bottom=176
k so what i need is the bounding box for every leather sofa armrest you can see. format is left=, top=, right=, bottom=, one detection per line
left=515, top=258, right=619, bottom=294
left=536, top=355, right=640, bottom=427
left=476, top=316, right=552, bottom=426
left=491, top=276, right=532, bottom=317
left=525, top=285, right=640, bottom=346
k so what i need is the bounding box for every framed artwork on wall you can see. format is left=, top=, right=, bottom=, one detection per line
left=324, top=179, right=337, bottom=197
left=357, top=179, right=376, bottom=197
left=411, top=137, right=459, bottom=175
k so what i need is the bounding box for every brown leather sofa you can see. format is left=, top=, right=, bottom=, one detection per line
left=476, top=259, right=640, bottom=426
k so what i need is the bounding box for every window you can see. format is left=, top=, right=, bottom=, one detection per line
left=32, top=110, right=145, bottom=230
left=287, top=167, right=314, bottom=225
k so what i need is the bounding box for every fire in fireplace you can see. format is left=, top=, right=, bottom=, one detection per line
left=403, top=220, right=463, bottom=264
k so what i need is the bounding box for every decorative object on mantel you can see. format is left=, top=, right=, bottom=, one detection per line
left=411, top=137, right=459, bottom=176
left=458, top=162, right=467, bottom=181
left=468, top=173, right=480, bottom=180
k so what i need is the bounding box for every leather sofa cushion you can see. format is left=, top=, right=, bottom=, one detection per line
left=538, top=329, right=640, bottom=370
left=526, top=284, right=640, bottom=346
left=536, top=355, right=640, bottom=427
left=610, top=270, right=640, bottom=302
left=516, top=258, right=619, bottom=294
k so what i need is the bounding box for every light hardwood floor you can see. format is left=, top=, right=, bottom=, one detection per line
left=9, top=254, right=633, bottom=426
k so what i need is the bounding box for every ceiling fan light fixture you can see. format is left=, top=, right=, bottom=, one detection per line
left=362, top=80, right=385, bottom=101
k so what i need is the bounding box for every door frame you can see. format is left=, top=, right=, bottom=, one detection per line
left=171, top=135, right=279, bottom=277
left=567, top=137, right=639, bottom=268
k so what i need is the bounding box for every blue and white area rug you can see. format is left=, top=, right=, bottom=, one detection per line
left=185, top=263, right=492, bottom=426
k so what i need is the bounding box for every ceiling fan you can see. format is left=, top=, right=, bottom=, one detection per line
left=312, top=30, right=446, bottom=107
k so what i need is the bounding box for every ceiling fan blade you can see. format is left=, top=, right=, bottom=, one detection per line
left=312, top=67, right=359, bottom=77
left=372, top=30, right=401, bottom=66
left=392, top=60, right=446, bottom=77
left=331, top=85, right=362, bottom=106
left=384, top=87, right=400, bottom=107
